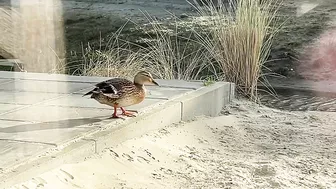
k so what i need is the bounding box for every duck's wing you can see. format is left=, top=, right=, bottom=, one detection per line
left=82, top=85, right=119, bottom=97
left=95, top=78, right=133, bottom=98
left=94, top=83, right=119, bottom=98
left=95, top=81, right=118, bottom=94
left=83, top=78, right=133, bottom=97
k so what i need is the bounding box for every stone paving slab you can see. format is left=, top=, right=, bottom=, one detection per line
left=0, top=105, right=113, bottom=123
left=0, top=91, right=61, bottom=105
left=41, top=94, right=163, bottom=109
left=0, top=104, right=25, bottom=114
left=0, top=80, right=93, bottom=94
left=151, top=79, right=203, bottom=89
left=145, top=86, right=192, bottom=99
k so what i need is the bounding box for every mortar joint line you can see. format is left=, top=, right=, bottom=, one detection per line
left=180, top=101, right=184, bottom=121
left=229, top=83, right=232, bottom=101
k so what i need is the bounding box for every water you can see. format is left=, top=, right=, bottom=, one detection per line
left=259, top=88, right=336, bottom=112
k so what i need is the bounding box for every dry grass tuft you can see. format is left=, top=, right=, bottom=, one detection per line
left=63, top=24, right=144, bottom=79
left=73, top=42, right=145, bottom=80
left=73, top=14, right=221, bottom=81
left=54, top=0, right=280, bottom=97
left=137, top=13, right=220, bottom=81
left=190, top=0, right=281, bottom=101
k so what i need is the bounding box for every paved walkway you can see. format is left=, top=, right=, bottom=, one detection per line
left=0, top=71, right=234, bottom=187
left=0, top=71, right=203, bottom=168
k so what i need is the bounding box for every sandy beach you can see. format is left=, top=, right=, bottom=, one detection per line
left=9, top=98, right=336, bottom=189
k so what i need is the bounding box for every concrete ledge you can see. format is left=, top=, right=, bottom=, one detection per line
left=229, top=83, right=235, bottom=101
left=176, top=82, right=231, bottom=121
left=0, top=79, right=235, bottom=188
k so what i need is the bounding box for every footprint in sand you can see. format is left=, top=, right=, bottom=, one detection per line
left=122, top=153, right=134, bottom=162
left=158, top=128, right=170, bottom=135
left=58, top=169, right=75, bottom=181
left=151, top=173, right=163, bottom=180
left=159, top=167, right=174, bottom=175
left=144, top=149, right=156, bottom=160
left=108, top=149, right=119, bottom=158
left=137, top=156, right=150, bottom=163
left=197, top=138, right=209, bottom=144
left=53, top=169, right=82, bottom=188
left=253, top=164, right=276, bottom=177
left=22, top=177, right=47, bottom=188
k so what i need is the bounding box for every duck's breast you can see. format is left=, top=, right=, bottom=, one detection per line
left=116, top=88, right=145, bottom=107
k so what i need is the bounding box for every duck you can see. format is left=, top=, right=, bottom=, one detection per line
left=83, top=71, right=159, bottom=118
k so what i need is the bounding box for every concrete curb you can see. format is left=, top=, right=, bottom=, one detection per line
left=0, top=82, right=235, bottom=188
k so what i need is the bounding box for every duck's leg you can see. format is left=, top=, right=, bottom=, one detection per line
left=120, top=107, right=136, bottom=117
left=111, top=105, right=122, bottom=119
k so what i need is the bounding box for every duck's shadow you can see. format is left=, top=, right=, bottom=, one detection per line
left=0, top=116, right=110, bottom=133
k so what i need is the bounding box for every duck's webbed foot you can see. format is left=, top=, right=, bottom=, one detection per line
left=120, top=107, right=137, bottom=117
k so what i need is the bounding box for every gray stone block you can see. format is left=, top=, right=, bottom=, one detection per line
left=0, top=104, right=25, bottom=114
left=0, top=80, right=92, bottom=94
left=0, top=91, right=60, bottom=105
left=153, top=79, right=203, bottom=89
left=0, top=105, right=111, bottom=122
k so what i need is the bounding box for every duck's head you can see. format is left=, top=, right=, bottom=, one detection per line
left=134, top=71, right=159, bottom=86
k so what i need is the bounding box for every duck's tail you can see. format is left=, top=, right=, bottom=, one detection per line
left=82, top=90, right=93, bottom=97
left=82, top=88, right=100, bottom=97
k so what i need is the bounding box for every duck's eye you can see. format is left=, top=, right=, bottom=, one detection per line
left=142, top=74, right=151, bottom=78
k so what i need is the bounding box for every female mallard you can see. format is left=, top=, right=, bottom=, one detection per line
left=83, top=71, right=159, bottom=118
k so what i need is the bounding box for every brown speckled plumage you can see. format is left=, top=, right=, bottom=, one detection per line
left=91, top=78, right=146, bottom=107
left=83, top=71, right=159, bottom=118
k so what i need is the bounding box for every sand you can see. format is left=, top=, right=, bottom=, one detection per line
left=9, top=99, right=336, bottom=189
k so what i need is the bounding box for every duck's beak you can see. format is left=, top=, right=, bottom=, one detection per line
left=152, top=80, right=160, bottom=86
